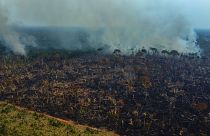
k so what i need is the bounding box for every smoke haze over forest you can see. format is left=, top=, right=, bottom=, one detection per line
left=1, top=0, right=209, bottom=55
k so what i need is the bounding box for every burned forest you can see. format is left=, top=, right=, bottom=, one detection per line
left=0, top=44, right=210, bottom=135
left=1, top=1, right=210, bottom=135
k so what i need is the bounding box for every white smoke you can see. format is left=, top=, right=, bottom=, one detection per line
left=0, top=1, right=36, bottom=55
left=0, top=4, right=25, bottom=55
left=1, top=0, right=200, bottom=54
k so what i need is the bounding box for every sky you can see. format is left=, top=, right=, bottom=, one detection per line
left=0, top=0, right=210, bottom=29
left=175, top=0, right=210, bottom=29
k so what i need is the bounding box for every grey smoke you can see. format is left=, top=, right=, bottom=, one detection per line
left=0, top=1, right=36, bottom=55
left=0, top=4, right=25, bottom=55
left=1, top=0, right=200, bottom=54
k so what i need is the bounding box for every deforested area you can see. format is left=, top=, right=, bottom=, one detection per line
left=1, top=0, right=210, bottom=136
left=0, top=47, right=210, bottom=135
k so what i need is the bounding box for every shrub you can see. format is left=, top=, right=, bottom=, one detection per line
left=1, top=105, right=13, bottom=114
left=48, top=118, right=63, bottom=127
left=0, top=123, right=6, bottom=135
left=84, top=127, right=99, bottom=135
left=65, top=125, right=76, bottom=134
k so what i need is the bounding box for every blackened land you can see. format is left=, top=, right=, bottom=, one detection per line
left=0, top=50, right=210, bottom=136
left=0, top=30, right=210, bottom=135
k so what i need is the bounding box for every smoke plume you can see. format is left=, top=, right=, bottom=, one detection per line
left=0, top=1, right=36, bottom=55
left=0, top=4, right=25, bottom=55
left=1, top=0, right=200, bottom=54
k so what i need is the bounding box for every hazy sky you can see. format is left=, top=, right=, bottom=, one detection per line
left=0, top=0, right=204, bottom=54
left=175, top=0, right=210, bottom=29
left=1, top=0, right=210, bottom=29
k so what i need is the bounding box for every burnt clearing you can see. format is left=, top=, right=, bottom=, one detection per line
left=0, top=50, right=210, bottom=135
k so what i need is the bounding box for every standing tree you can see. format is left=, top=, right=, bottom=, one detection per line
left=170, top=50, right=179, bottom=56
left=150, top=47, right=158, bottom=54
left=161, top=50, right=170, bottom=55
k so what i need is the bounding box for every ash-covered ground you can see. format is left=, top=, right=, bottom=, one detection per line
left=0, top=29, right=210, bottom=136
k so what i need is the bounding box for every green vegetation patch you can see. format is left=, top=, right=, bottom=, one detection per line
left=0, top=102, right=116, bottom=136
